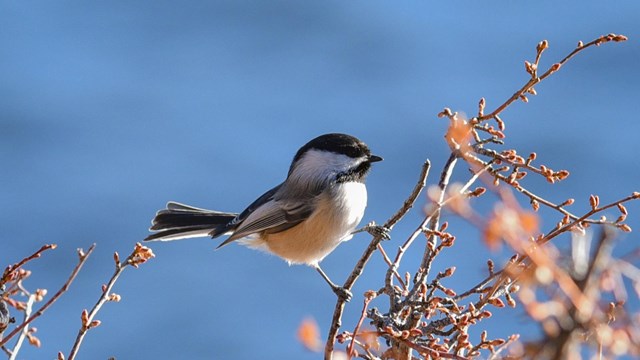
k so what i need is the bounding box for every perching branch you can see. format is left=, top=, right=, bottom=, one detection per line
left=324, top=160, right=431, bottom=359
left=321, top=33, right=637, bottom=359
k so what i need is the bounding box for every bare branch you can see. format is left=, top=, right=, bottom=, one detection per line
left=0, top=245, right=95, bottom=348
left=1, top=244, right=57, bottom=287
left=8, top=294, right=35, bottom=360
left=67, top=243, right=155, bottom=360
left=324, top=161, right=431, bottom=359
left=477, top=33, right=627, bottom=122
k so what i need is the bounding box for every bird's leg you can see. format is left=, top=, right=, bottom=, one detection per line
left=353, top=221, right=391, bottom=240
left=314, top=265, right=352, bottom=302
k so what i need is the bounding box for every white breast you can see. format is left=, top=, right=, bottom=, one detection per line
left=245, top=182, right=368, bottom=266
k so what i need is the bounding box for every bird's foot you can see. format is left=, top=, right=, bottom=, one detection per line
left=332, top=285, right=353, bottom=302
left=360, top=221, right=391, bottom=240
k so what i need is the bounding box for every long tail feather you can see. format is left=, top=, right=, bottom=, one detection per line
left=145, top=202, right=238, bottom=241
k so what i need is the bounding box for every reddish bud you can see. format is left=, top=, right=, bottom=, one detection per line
left=470, top=187, right=486, bottom=197
left=613, top=34, right=628, bottom=42
left=438, top=108, right=453, bottom=118
left=444, top=267, right=456, bottom=277
left=89, top=320, right=101, bottom=329
left=478, top=97, right=486, bottom=116
left=617, top=203, right=628, bottom=215
left=550, top=63, right=562, bottom=72
left=81, top=309, right=89, bottom=327
left=555, top=170, right=570, bottom=180
left=444, top=288, right=456, bottom=297
left=561, top=198, right=575, bottom=206
left=490, top=339, right=506, bottom=346
left=537, top=40, right=549, bottom=52
left=530, top=199, right=540, bottom=212
left=524, top=61, right=536, bottom=75
left=619, top=224, right=632, bottom=232
left=489, top=298, right=505, bottom=308
left=589, top=195, right=600, bottom=210
left=494, top=115, right=505, bottom=131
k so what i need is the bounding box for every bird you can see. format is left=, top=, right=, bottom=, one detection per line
left=144, top=133, right=382, bottom=300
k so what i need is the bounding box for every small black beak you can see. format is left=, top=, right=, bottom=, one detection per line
left=369, top=154, right=383, bottom=163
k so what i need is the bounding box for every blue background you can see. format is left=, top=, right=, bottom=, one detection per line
left=1, top=1, right=639, bottom=359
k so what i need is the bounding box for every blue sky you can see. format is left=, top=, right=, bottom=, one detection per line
left=1, top=1, right=639, bottom=358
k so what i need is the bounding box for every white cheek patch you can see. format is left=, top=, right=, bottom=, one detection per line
left=289, top=149, right=364, bottom=183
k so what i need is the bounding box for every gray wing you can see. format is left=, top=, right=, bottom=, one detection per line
left=216, top=183, right=318, bottom=248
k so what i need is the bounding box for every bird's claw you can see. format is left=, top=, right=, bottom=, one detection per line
left=362, top=221, right=391, bottom=240
left=332, top=286, right=353, bottom=302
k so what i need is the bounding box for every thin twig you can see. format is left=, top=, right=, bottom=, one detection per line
left=376, top=244, right=406, bottom=291
left=477, top=34, right=627, bottom=122
left=0, top=245, right=95, bottom=348
left=1, top=244, right=57, bottom=286
left=487, top=334, right=520, bottom=360
left=414, top=153, right=458, bottom=294
left=67, top=244, right=154, bottom=360
left=8, top=294, right=35, bottom=360
left=388, top=161, right=489, bottom=319
left=347, top=292, right=376, bottom=358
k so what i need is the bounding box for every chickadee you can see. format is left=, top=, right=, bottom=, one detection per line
left=144, top=133, right=382, bottom=299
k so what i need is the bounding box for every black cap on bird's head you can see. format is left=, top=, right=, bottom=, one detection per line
left=291, top=133, right=382, bottom=165
left=288, top=133, right=382, bottom=182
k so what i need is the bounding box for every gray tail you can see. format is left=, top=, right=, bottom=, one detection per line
left=144, top=202, right=238, bottom=242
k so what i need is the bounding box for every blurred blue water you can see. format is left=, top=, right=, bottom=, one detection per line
left=1, top=1, right=639, bottom=358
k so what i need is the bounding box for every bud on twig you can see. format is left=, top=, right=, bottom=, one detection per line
left=88, top=320, right=101, bottom=329
left=81, top=309, right=89, bottom=328
left=560, top=198, right=575, bottom=207
left=618, top=224, right=632, bottom=232
left=443, top=267, right=456, bottom=277
left=555, top=170, right=570, bottom=181
left=537, top=40, right=549, bottom=53
left=478, top=97, right=486, bottom=117
left=530, top=199, right=540, bottom=212
left=490, top=115, right=505, bottom=132
left=488, top=298, right=505, bottom=308
left=549, top=63, right=562, bottom=74
left=469, top=187, right=486, bottom=197
left=524, top=61, right=536, bottom=76
left=589, top=195, right=600, bottom=210
left=617, top=203, right=628, bottom=215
